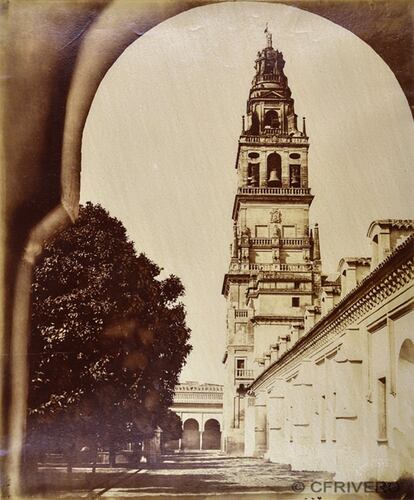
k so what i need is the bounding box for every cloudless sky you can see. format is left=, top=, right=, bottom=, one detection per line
left=81, top=2, right=413, bottom=385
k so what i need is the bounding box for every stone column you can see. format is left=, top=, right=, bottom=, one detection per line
left=260, top=156, right=267, bottom=186
left=281, top=151, right=289, bottom=187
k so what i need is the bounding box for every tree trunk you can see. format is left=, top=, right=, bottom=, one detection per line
left=131, top=442, right=142, bottom=466
left=109, top=443, right=116, bottom=467
left=22, top=443, right=39, bottom=495
left=66, top=443, right=75, bottom=476
left=91, top=444, right=98, bottom=474
left=66, top=459, right=73, bottom=475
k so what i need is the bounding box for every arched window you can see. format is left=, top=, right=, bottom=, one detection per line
left=264, top=110, right=279, bottom=129
left=183, top=418, right=199, bottom=431
left=248, top=163, right=259, bottom=187
left=267, top=153, right=282, bottom=187
left=289, top=164, right=301, bottom=187
left=204, top=419, right=220, bottom=431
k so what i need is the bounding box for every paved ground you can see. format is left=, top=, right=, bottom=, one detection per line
left=32, top=452, right=334, bottom=499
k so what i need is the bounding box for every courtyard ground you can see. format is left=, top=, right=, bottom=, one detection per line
left=30, top=451, right=338, bottom=498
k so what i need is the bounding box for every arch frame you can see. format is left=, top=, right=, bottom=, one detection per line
left=2, top=2, right=413, bottom=495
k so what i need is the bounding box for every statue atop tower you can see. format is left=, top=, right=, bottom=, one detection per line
left=264, top=23, right=272, bottom=48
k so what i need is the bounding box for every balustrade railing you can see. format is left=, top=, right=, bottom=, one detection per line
left=235, top=369, right=254, bottom=379
left=263, top=127, right=280, bottom=135
left=235, top=309, right=248, bottom=318
left=250, top=237, right=310, bottom=247
left=240, top=134, right=308, bottom=145
left=257, top=74, right=277, bottom=81
left=238, top=187, right=311, bottom=196
left=248, top=263, right=312, bottom=272
left=250, top=237, right=273, bottom=246
left=249, top=263, right=274, bottom=271
left=280, top=238, right=310, bottom=247
left=279, top=263, right=312, bottom=272
left=229, top=262, right=312, bottom=273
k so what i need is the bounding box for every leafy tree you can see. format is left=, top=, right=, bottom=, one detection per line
left=27, top=202, right=191, bottom=465
left=159, top=410, right=182, bottom=442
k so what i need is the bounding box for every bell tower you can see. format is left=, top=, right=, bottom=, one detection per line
left=221, top=28, right=321, bottom=455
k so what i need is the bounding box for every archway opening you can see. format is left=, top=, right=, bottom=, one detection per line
left=264, top=109, right=280, bottom=130
left=202, top=418, right=221, bottom=450
left=397, top=339, right=414, bottom=438
left=182, top=418, right=200, bottom=450
left=267, top=153, right=282, bottom=187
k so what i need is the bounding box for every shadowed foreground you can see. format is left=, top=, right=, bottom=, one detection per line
left=30, top=452, right=334, bottom=498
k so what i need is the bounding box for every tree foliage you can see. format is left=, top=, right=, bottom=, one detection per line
left=28, top=202, right=191, bottom=452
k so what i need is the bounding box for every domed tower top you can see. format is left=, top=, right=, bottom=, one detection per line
left=244, top=26, right=304, bottom=138
left=251, top=25, right=290, bottom=98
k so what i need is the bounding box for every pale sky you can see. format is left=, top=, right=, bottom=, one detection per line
left=81, top=2, right=414, bottom=385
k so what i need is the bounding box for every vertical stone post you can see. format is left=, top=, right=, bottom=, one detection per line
left=281, top=151, right=289, bottom=187
left=301, top=148, right=308, bottom=188
left=254, top=392, right=267, bottom=457
left=377, top=229, right=391, bottom=262
left=145, top=428, right=162, bottom=466
left=334, top=328, right=365, bottom=481
left=270, top=343, right=279, bottom=363
left=260, top=155, right=267, bottom=186
left=244, top=395, right=256, bottom=456
left=266, top=379, right=287, bottom=463
left=291, top=360, right=314, bottom=471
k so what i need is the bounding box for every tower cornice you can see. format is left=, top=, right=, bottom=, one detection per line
left=232, top=188, right=314, bottom=220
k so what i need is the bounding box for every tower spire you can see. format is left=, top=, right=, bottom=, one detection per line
left=264, top=23, right=272, bottom=48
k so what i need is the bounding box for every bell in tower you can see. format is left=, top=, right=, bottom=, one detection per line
left=268, top=168, right=280, bottom=187
left=267, top=153, right=282, bottom=187
left=290, top=165, right=301, bottom=187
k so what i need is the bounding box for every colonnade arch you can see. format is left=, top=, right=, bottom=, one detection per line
left=180, top=417, right=221, bottom=451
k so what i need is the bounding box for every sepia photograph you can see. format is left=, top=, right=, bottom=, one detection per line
left=1, top=0, right=413, bottom=498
